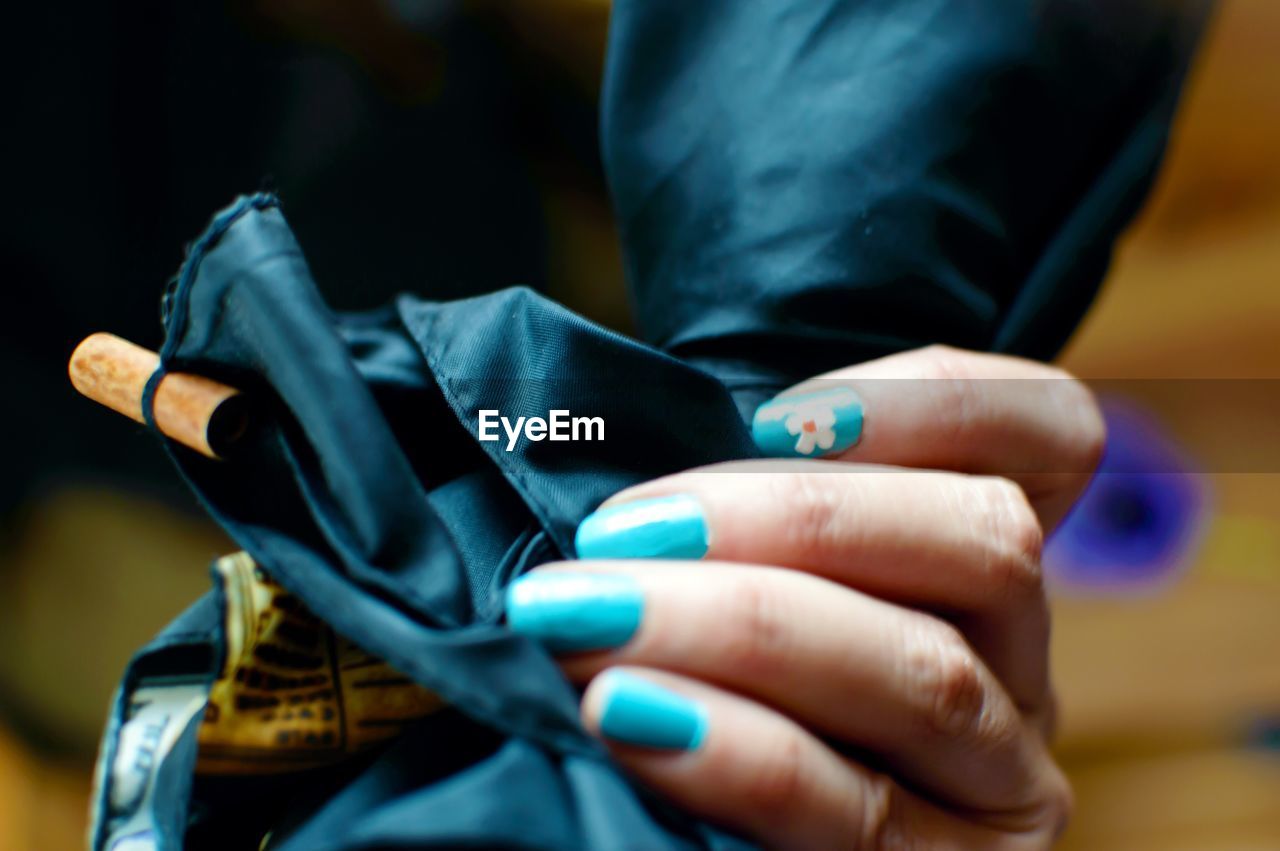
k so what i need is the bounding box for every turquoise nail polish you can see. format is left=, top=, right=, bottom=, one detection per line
left=506, top=573, right=643, bottom=653
left=752, top=387, right=864, bottom=458
left=597, top=671, right=707, bottom=751
left=575, top=495, right=709, bottom=560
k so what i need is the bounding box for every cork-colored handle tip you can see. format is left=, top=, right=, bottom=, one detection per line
left=68, top=333, right=246, bottom=460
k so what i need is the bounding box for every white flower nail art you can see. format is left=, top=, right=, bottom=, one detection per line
left=783, top=403, right=838, bottom=455
left=753, top=387, right=861, bottom=456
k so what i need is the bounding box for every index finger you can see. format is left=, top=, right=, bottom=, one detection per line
left=751, top=345, right=1105, bottom=528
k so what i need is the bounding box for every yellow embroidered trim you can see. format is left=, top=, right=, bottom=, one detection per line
left=196, top=552, right=443, bottom=774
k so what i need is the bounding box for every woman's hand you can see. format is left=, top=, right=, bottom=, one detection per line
left=506, top=346, right=1104, bottom=849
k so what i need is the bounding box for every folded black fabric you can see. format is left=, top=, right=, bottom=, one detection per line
left=607, top=0, right=1211, bottom=379
left=94, top=196, right=758, bottom=850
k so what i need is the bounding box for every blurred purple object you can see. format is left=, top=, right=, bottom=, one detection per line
left=1045, top=397, right=1210, bottom=592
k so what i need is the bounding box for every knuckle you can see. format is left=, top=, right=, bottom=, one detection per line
left=773, top=473, right=850, bottom=561
left=917, top=344, right=977, bottom=381
left=856, top=772, right=909, bottom=851
left=740, top=729, right=810, bottom=817
left=918, top=347, right=983, bottom=444
left=1047, top=370, right=1108, bottom=477
left=1073, top=388, right=1107, bottom=477
left=719, top=574, right=789, bottom=677
left=974, top=477, right=1045, bottom=600
left=1043, top=766, right=1076, bottom=840
left=902, top=618, right=988, bottom=739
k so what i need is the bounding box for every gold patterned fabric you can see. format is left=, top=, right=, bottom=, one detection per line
left=196, top=553, right=444, bottom=775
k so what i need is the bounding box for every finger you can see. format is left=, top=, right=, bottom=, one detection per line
left=580, top=668, right=1065, bottom=850
left=509, top=563, right=1054, bottom=813
left=581, top=466, right=1050, bottom=712
left=750, top=345, right=1105, bottom=528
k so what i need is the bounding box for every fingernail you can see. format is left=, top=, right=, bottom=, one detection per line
left=575, top=495, right=709, bottom=560
left=596, top=671, right=708, bottom=751
left=752, top=387, right=864, bottom=458
left=505, top=573, right=643, bottom=653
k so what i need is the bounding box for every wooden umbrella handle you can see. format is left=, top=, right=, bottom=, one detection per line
left=68, top=333, right=248, bottom=460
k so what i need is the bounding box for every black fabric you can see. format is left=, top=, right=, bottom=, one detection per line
left=125, top=196, right=755, bottom=849
left=606, top=0, right=1211, bottom=380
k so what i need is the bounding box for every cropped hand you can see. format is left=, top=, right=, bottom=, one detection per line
left=507, top=346, right=1104, bottom=849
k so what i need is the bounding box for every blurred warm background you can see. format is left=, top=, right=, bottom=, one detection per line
left=1052, top=2, right=1280, bottom=846
left=2, top=1, right=1277, bottom=849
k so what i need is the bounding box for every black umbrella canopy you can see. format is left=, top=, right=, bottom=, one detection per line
left=81, top=2, right=1211, bottom=848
